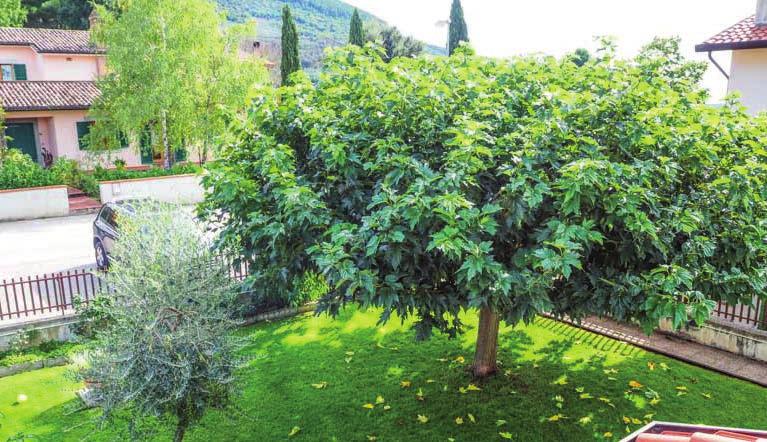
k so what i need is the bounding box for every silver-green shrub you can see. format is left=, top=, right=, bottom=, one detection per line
left=79, top=202, right=240, bottom=442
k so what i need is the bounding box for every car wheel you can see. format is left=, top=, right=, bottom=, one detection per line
left=95, top=240, right=109, bottom=271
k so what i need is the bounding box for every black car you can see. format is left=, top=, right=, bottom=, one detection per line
left=93, top=200, right=137, bottom=270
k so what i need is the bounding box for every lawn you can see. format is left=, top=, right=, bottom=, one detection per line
left=1, top=308, right=766, bottom=441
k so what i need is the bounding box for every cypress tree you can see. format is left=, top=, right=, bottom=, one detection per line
left=349, top=8, right=365, bottom=47
left=281, top=5, right=300, bottom=86
left=448, top=0, right=469, bottom=55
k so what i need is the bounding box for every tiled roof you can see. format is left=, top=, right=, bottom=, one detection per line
left=0, top=27, right=103, bottom=54
left=0, top=81, right=100, bottom=111
left=696, top=15, right=767, bottom=52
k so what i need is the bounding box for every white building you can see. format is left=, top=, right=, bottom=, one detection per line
left=696, top=0, right=767, bottom=114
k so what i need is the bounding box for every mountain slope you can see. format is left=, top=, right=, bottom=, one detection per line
left=218, top=0, right=444, bottom=68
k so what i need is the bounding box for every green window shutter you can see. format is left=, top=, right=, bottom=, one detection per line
left=175, top=149, right=187, bottom=163
left=117, top=131, right=129, bottom=149
left=13, top=64, right=27, bottom=81
left=76, top=121, right=92, bottom=150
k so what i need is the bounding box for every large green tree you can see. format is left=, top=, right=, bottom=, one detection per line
left=0, top=0, right=27, bottom=27
left=349, top=8, right=364, bottom=47
left=280, top=5, right=301, bottom=86
left=448, top=0, right=469, bottom=55
left=22, top=0, right=115, bottom=29
left=202, top=40, right=767, bottom=378
left=89, top=0, right=265, bottom=168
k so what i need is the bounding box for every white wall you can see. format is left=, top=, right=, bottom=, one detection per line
left=99, top=174, right=204, bottom=205
left=728, top=48, right=767, bottom=114
left=0, top=186, right=70, bottom=222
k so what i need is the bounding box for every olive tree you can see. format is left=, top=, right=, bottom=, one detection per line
left=80, top=203, right=241, bottom=441
left=202, top=40, right=767, bottom=378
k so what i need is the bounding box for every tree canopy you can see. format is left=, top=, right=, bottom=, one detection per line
left=364, top=23, right=423, bottom=62
left=21, top=0, right=116, bottom=29
left=0, top=0, right=27, bottom=27
left=89, top=0, right=266, bottom=167
left=448, top=0, right=469, bottom=55
left=202, top=39, right=767, bottom=378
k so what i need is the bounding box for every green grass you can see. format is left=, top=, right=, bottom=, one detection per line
left=1, top=308, right=766, bottom=441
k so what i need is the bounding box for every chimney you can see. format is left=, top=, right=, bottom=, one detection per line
left=758, top=0, right=767, bottom=26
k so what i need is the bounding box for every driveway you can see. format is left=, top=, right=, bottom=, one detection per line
left=0, top=205, right=203, bottom=279
left=0, top=214, right=96, bottom=279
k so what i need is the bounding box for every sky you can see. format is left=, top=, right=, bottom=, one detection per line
left=343, top=0, right=757, bottom=101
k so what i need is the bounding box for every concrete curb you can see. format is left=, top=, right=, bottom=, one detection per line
left=0, top=355, right=70, bottom=379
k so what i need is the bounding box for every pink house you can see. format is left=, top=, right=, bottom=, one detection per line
left=0, top=27, right=143, bottom=167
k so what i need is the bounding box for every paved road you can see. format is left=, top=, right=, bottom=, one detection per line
left=0, top=206, right=202, bottom=280
left=0, top=214, right=97, bottom=279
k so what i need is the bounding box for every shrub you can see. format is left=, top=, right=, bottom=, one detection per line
left=72, top=296, right=115, bottom=340
left=92, top=162, right=202, bottom=182
left=48, top=158, right=99, bottom=196
left=0, top=149, right=54, bottom=190
left=79, top=202, right=241, bottom=442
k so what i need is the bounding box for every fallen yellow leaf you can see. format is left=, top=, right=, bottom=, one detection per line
left=499, top=432, right=513, bottom=439
left=468, top=413, right=476, bottom=423
left=553, top=375, right=568, bottom=386
left=375, top=395, right=385, bottom=404
left=362, top=403, right=375, bottom=409
left=311, top=382, right=328, bottom=389
left=288, top=426, right=301, bottom=437
left=417, top=414, right=429, bottom=424
left=454, top=356, right=465, bottom=364
left=628, top=380, right=643, bottom=389
left=400, top=380, right=412, bottom=389
left=466, top=384, right=482, bottom=392
left=455, top=417, right=464, bottom=425
left=416, top=388, right=425, bottom=401
left=547, top=414, right=567, bottom=422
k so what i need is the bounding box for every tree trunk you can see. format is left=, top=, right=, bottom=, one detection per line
left=173, top=422, right=186, bottom=442
left=161, top=110, right=171, bottom=170
left=472, top=306, right=500, bottom=378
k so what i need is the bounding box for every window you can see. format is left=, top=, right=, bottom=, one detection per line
left=0, top=64, right=27, bottom=81
left=77, top=121, right=95, bottom=150
left=99, top=206, right=118, bottom=229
